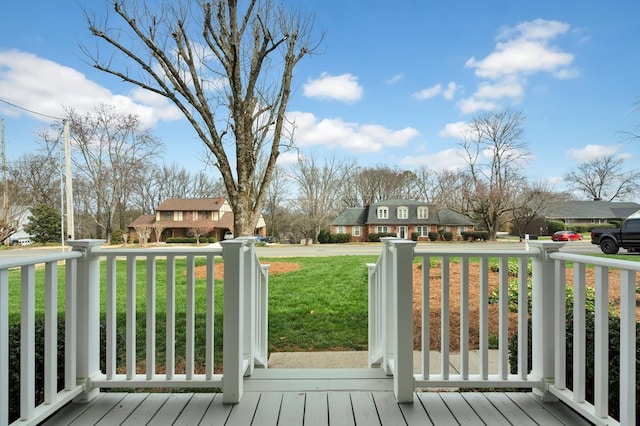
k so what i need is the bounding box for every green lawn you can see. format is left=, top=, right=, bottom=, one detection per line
left=7, top=255, right=377, bottom=370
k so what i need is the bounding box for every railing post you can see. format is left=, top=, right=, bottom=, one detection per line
left=528, top=241, right=562, bottom=401
left=237, top=237, right=257, bottom=376
left=383, top=238, right=416, bottom=403
left=69, top=239, right=105, bottom=403
left=221, top=239, right=247, bottom=403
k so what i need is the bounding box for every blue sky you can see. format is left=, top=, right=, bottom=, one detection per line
left=1, top=1, right=639, bottom=194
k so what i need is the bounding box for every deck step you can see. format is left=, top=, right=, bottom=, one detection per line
left=244, top=368, right=394, bottom=392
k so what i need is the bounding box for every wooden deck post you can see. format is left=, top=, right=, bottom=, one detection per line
left=69, top=239, right=105, bottom=403
left=528, top=241, right=562, bottom=401
left=383, top=238, right=416, bottom=403
left=222, top=239, right=247, bottom=403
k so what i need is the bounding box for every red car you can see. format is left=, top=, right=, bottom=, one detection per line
left=551, top=230, right=583, bottom=241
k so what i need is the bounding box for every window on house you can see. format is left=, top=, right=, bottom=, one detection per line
left=377, top=207, right=389, bottom=219
left=397, top=207, right=408, bottom=219
left=161, top=211, right=172, bottom=221
left=353, top=226, right=361, bottom=237
left=337, top=226, right=346, bottom=234
left=416, top=226, right=429, bottom=237
left=212, top=211, right=219, bottom=221
left=417, top=206, right=429, bottom=219
left=376, top=226, right=388, bottom=233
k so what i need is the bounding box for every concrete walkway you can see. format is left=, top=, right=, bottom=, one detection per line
left=268, top=350, right=500, bottom=374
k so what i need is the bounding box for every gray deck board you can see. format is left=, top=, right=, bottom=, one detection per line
left=277, top=392, right=305, bottom=425
left=328, top=392, right=355, bottom=426
left=120, top=393, right=170, bottom=426
left=173, top=393, right=214, bottom=425
left=460, top=392, right=511, bottom=425
left=439, top=392, right=485, bottom=425
left=41, top=390, right=594, bottom=425
left=417, top=393, right=459, bottom=425
left=303, top=392, right=329, bottom=426
left=350, top=392, right=380, bottom=425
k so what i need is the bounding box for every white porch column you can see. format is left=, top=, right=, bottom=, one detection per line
left=528, top=241, right=563, bottom=400
left=69, top=239, right=105, bottom=403
left=221, top=239, right=247, bottom=403
left=384, top=238, right=416, bottom=403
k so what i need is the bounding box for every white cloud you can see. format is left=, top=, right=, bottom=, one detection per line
left=276, top=150, right=299, bottom=166
left=303, top=72, right=363, bottom=103
left=0, top=50, right=182, bottom=127
left=287, top=111, right=419, bottom=153
left=459, top=19, right=577, bottom=115
left=413, top=81, right=459, bottom=101
left=443, top=82, right=459, bottom=100
left=438, top=121, right=471, bottom=139
left=566, top=144, right=624, bottom=162
left=456, top=98, right=499, bottom=114
left=413, top=84, right=442, bottom=100
left=386, top=73, right=404, bottom=84
left=400, top=148, right=467, bottom=171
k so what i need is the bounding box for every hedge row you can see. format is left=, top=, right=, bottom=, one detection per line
left=8, top=318, right=125, bottom=424
left=165, top=237, right=217, bottom=244
left=368, top=232, right=397, bottom=242
left=317, top=230, right=352, bottom=243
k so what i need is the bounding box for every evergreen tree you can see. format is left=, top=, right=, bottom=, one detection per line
left=24, top=203, right=61, bottom=243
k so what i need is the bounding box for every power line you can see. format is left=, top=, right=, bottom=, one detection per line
left=0, top=97, right=64, bottom=120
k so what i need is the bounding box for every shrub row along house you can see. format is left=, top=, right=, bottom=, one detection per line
left=128, top=197, right=266, bottom=243
left=330, top=199, right=474, bottom=242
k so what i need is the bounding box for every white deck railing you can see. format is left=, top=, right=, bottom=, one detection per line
left=1, top=237, right=267, bottom=426
left=368, top=238, right=637, bottom=425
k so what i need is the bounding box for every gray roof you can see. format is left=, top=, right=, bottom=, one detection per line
left=332, top=199, right=473, bottom=227
left=542, top=201, right=640, bottom=220
left=331, top=207, right=368, bottom=226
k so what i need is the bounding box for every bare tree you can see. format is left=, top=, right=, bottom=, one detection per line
left=564, top=155, right=640, bottom=201
left=84, top=0, right=319, bottom=237
left=508, top=180, right=559, bottom=239
left=187, top=219, right=214, bottom=245
left=152, top=222, right=166, bottom=244
left=42, top=105, right=163, bottom=242
left=289, top=154, right=354, bottom=243
left=352, top=165, right=413, bottom=205
left=133, top=163, right=225, bottom=214
left=8, top=152, right=60, bottom=207
left=447, top=110, right=529, bottom=240
left=409, top=166, right=441, bottom=203
left=135, top=224, right=152, bottom=246
left=264, top=165, right=289, bottom=238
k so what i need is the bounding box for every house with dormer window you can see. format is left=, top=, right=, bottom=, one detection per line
left=331, top=199, right=474, bottom=242
left=128, top=197, right=266, bottom=242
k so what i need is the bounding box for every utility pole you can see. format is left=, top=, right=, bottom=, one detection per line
left=64, top=119, right=74, bottom=241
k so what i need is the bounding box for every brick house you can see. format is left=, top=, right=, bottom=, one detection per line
left=330, top=199, right=474, bottom=242
left=128, top=197, right=266, bottom=243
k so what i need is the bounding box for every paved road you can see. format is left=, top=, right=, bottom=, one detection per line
left=0, top=239, right=604, bottom=260
left=255, top=240, right=603, bottom=257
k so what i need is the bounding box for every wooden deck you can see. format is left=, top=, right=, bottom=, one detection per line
left=41, top=390, right=592, bottom=425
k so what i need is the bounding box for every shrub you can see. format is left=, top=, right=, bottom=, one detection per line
left=460, top=231, right=489, bottom=241
left=330, top=233, right=351, bottom=243
left=317, top=229, right=331, bottom=244
left=411, top=232, right=419, bottom=241
left=440, top=231, right=453, bottom=241
left=8, top=318, right=125, bottom=423
left=368, top=232, right=397, bottom=242
left=428, top=232, right=439, bottom=241
left=547, top=221, right=565, bottom=234
left=110, top=228, right=124, bottom=245
left=508, top=295, right=638, bottom=423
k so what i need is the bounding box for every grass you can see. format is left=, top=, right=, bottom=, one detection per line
left=7, top=255, right=378, bottom=372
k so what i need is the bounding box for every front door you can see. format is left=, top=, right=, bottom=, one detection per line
left=398, top=226, right=407, bottom=239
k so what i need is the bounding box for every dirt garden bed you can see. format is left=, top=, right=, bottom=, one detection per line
left=195, top=260, right=634, bottom=353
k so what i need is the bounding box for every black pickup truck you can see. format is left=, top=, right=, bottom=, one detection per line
left=591, top=213, right=640, bottom=254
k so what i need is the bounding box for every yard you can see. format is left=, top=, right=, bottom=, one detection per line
left=6, top=253, right=638, bottom=373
